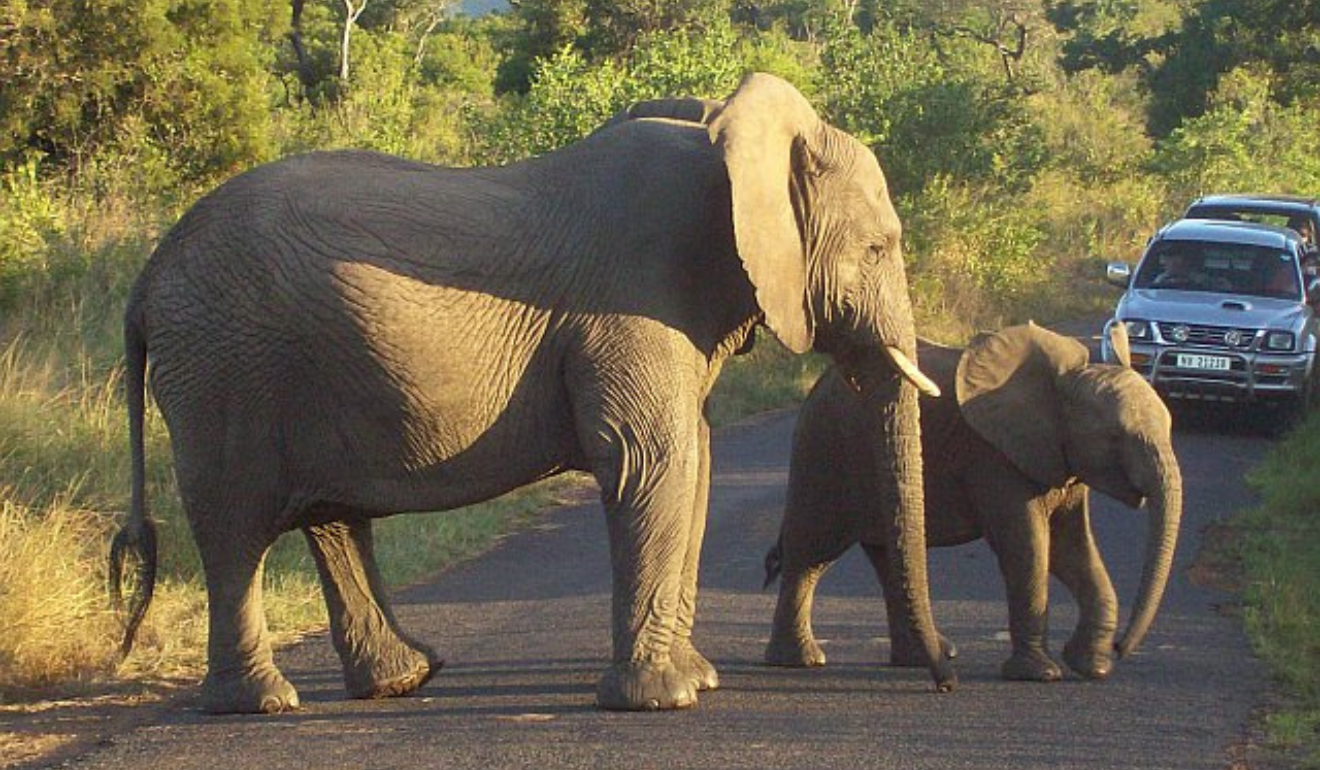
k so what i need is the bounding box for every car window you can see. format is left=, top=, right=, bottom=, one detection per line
left=1185, top=205, right=1320, bottom=248
left=1134, top=240, right=1302, bottom=299
left=1185, top=208, right=1293, bottom=228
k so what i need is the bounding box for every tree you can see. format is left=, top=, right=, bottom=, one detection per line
left=0, top=0, right=283, bottom=183
left=1047, top=0, right=1320, bottom=135
left=340, top=0, right=370, bottom=80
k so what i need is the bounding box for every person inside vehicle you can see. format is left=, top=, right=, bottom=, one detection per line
left=1287, top=216, right=1316, bottom=249
left=1287, top=216, right=1319, bottom=278
left=1263, top=255, right=1301, bottom=298
left=1152, top=248, right=1214, bottom=289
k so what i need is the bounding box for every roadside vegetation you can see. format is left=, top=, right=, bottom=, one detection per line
left=1, top=1, right=1317, bottom=759
left=1238, top=414, right=1320, bottom=768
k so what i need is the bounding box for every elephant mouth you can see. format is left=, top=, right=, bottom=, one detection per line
left=839, top=346, right=942, bottom=398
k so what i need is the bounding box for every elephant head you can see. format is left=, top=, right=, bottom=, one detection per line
left=955, top=322, right=1183, bottom=659
left=709, top=73, right=952, bottom=690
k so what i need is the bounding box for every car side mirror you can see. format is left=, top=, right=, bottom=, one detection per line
left=1307, top=276, right=1320, bottom=302
left=1106, top=261, right=1133, bottom=288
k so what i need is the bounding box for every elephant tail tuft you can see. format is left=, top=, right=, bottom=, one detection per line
left=111, top=303, right=159, bottom=660
left=109, top=515, right=158, bottom=658
left=763, top=541, right=783, bottom=589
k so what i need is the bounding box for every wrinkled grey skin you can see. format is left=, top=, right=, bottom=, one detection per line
left=109, top=73, right=954, bottom=716
left=765, top=323, right=1182, bottom=682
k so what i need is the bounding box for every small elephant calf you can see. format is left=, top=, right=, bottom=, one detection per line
left=765, top=323, right=1182, bottom=681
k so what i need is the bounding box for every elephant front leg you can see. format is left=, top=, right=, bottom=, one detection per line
left=986, top=506, right=1063, bottom=682
left=593, top=446, right=701, bottom=711
left=196, top=534, right=299, bottom=714
left=304, top=518, right=442, bottom=699
left=671, top=418, right=719, bottom=693
left=1049, top=490, right=1118, bottom=679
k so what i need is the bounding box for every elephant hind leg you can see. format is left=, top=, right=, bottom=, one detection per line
left=195, top=529, right=299, bottom=714
left=862, top=543, right=957, bottom=668
left=304, top=517, right=441, bottom=699
left=765, top=560, right=830, bottom=667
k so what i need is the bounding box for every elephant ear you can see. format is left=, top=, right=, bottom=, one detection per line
left=709, top=73, right=819, bottom=354
left=955, top=323, right=1091, bottom=488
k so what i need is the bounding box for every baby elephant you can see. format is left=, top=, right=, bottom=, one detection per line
left=765, top=323, right=1182, bottom=681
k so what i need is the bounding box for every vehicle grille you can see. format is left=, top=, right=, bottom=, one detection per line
left=1156, top=323, right=1257, bottom=350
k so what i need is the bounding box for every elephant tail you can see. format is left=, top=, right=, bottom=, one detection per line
left=109, top=305, right=159, bottom=659
left=763, top=540, right=784, bottom=589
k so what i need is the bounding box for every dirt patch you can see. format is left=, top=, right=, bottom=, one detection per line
left=0, top=682, right=188, bottom=770
left=1187, top=520, right=1248, bottom=597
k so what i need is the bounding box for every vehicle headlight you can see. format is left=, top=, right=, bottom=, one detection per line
left=1122, top=320, right=1151, bottom=340
left=1265, top=331, right=1296, bottom=351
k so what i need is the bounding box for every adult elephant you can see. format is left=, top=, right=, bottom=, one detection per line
left=765, top=323, right=1182, bottom=682
left=109, top=73, right=955, bottom=715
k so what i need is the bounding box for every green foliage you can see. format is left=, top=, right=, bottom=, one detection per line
left=882, top=79, right=1047, bottom=196
left=475, top=17, right=796, bottom=162
left=1048, top=0, right=1320, bottom=136
left=0, top=160, right=63, bottom=309
left=1151, top=67, right=1320, bottom=201
left=495, top=0, right=734, bottom=92
left=902, top=177, right=1046, bottom=336
left=811, top=18, right=1050, bottom=198
left=1241, top=411, right=1320, bottom=763
left=815, top=18, right=945, bottom=147
left=416, top=17, right=505, bottom=97
left=1, top=0, right=284, bottom=186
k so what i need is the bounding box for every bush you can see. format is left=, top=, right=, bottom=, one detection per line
left=1, top=0, right=283, bottom=188
left=1152, top=67, right=1320, bottom=201
left=0, top=161, right=64, bottom=310
left=473, top=18, right=792, bottom=163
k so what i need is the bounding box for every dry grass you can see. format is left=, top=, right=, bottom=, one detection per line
left=0, top=495, right=121, bottom=694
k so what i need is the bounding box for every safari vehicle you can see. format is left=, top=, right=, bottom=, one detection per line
left=1184, top=194, right=1320, bottom=250
left=1103, top=218, right=1319, bottom=417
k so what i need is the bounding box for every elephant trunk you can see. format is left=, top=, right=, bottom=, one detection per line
left=862, top=369, right=957, bottom=692
left=1116, top=441, right=1183, bottom=658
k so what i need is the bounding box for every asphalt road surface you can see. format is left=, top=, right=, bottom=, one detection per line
left=58, top=338, right=1278, bottom=770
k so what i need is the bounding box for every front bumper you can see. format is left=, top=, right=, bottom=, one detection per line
left=1125, top=343, right=1313, bottom=402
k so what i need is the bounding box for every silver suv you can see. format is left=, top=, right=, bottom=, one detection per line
left=1103, top=218, right=1319, bottom=414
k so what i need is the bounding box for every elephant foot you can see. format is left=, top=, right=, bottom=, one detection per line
left=764, top=630, right=826, bottom=667
left=1001, top=650, right=1063, bottom=682
left=1063, top=641, right=1114, bottom=680
left=200, top=665, right=300, bottom=714
left=671, top=639, right=719, bottom=692
left=889, top=633, right=959, bottom=668
left=344, top=642, right=444, bottom=699
left=596, top=660, right=698, bottom=711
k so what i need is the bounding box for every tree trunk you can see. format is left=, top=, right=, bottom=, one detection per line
left=340, top=0, right=368, bottom=82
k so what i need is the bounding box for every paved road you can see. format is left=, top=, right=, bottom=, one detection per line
left=61, top=345, right=1278, bottom=769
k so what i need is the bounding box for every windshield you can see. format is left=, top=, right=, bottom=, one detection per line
left=1133, top=240, right=1302, bottom=300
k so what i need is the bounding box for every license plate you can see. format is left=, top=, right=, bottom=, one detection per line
left=1175, top=353, right=1231, bottom=371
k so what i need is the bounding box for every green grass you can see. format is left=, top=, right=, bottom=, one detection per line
left=1240, top=412, right=1320, bottom=768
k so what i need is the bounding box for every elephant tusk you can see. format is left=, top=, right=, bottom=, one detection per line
left=886, top=345, right=942, bottom=398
